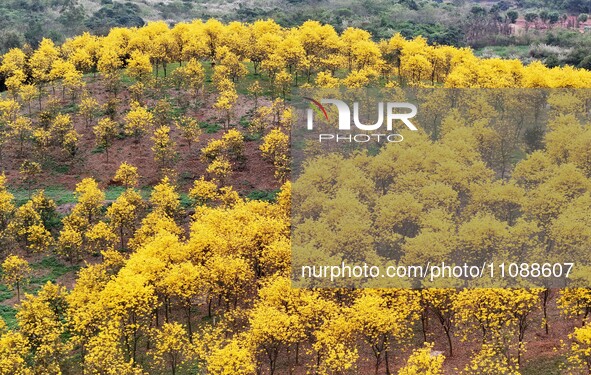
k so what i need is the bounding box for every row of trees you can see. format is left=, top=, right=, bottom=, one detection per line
left=3, top=19, right=591, bottom=100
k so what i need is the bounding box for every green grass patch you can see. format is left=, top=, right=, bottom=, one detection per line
left=119, top=74, right=135, bottom=86
left=169, top=103, right=186, bottom=119
left=104, top=186, right=127, bottom=201
left=155, top=62, right=181, bottom=79
left=246, top=189, right=280, bottom=202
left=30, top=256, right=80, bottom=286
left=105, top=186, right=152, bottom=201
left=104, top=186, right=154, bottom=205
left=234, top=62, right=271, bottom=96
left=0, top=305, right=17, bottom=329
left=180, top=193, right=193, bottom=209
left=199, top=122, right=221, bottom=134
left=10, top=186, right=77, bottom=206
left=42, top=159, right=72, bottom=175
left=53, top=164, right=71, bottom=174
left=239, top=115, right=251, bottom=129
left=0, top=285, right=12, bottom=303
left=91, top=145, right=106, bottom=154
left=11, top=185, right=155, bottom=208
left=474, top=45, right=531, bottom=59
left=42, top=186, right=78, bottom=205
left=60, top=103, right=79, bottom=114
left=511, top=148, right=528, bottom=165
left=522, top=355, right=564, bottom=375
left=244, top=132, right=262, bottom=142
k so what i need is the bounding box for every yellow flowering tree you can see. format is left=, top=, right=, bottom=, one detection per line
left=151, top=126, right=177, bottom=171
left=1, top=255, right=31, bottom=302
left=124, top=101, right=154, bottom=143
left=149, top=322, right=191, bottom=375
left=189, top=178, right=219, bottom=206
left=114, top=162, right=140, bottom=189
left=398, top=343, right=444, bottom=375
left=94, top=118, right=119, bottom=163
left=260, top=128, right=289, bottom=181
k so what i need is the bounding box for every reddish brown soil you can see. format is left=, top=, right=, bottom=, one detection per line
left=2, top=77, right=279, bottom=194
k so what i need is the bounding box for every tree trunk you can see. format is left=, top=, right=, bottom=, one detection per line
left=186, top=303, right=193, bottom=343
left=543, top=289, right=550, bottom=334
left=444, top=325, right=453, bottom=357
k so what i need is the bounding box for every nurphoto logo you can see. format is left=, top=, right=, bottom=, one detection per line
left=304, top=97, right=418, bottom=143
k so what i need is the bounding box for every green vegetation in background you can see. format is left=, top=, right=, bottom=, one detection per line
left=3, top=0, right=591, bottom=69
left=199, top=122, right=221, bottom=134
left=475, top=45, right=531, bottom=59
left=85, top=1, right=144, bottom=36
left=0, top=0, right=86, bottom=50
left=520, top=0, right=591, bottom=13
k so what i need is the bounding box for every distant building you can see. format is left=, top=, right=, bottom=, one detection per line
left=509, top=14, right=591, bottom=35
